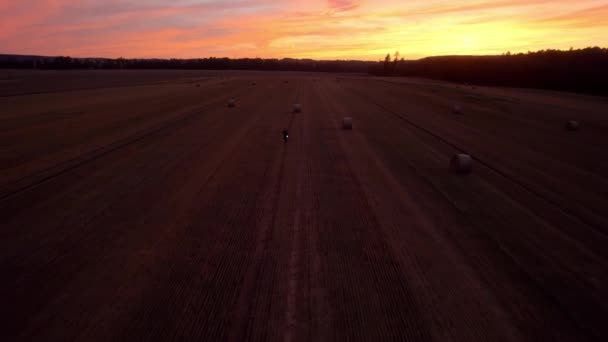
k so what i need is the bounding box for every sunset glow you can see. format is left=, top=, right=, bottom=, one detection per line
left=1, top=0, right=607, bottom=60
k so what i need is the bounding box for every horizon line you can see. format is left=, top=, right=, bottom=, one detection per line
left=3, top=46, right=607, bottom=62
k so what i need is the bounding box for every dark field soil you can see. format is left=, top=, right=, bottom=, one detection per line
left=1, top=70, right=607, bottom=341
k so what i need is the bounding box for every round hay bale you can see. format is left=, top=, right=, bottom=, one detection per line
left=342, top=117, right=353, bottom=130
left=227, top=98, right=236, bottom=108
left=452, top=105, right=462, bottom=114
left=450, top=154, right=473, bottom=174
left=293, top=104, right=302, bottom=113
left=565, top=120, right=579, bottom=131
left=196, top=83, right=201, bottom=87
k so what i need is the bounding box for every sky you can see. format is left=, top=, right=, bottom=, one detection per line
left=0, top=0, right=607, bottom=60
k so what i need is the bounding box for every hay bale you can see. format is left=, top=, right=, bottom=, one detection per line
left=450, top=154, right=473, bottom=174
left=293, top=104, right=302, bottom=113
left=342, top=117, right=353, bottom=130
left=196, top=83, right=201, bottom=87
left=565, top=120, right=579, bottom=131
left=227, top=98, right=236, bottom=108
left=452, top=105, right=462, bottom=114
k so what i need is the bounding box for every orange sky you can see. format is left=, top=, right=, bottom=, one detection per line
left=0, top=0, right=607, bottom=60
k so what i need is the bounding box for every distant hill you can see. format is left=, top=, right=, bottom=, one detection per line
left=369, top=47, right=608, bottom=95
left=0, top=54, right=52, bottom=61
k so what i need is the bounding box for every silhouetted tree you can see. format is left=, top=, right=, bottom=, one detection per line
left=383, top=53, right=392, bottom=74
left=393, top=51, right=400, bottom=71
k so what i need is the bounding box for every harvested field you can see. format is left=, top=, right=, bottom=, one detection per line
left=1, top=70, right=607, bottom=341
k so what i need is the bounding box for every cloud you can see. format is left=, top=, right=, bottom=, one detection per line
left=408, top=0, right=555, bottom=15
left=327, top=0, right=361, bottom=12
left=534, top=4, right=608, bottom=28
left=0, top=0, right=606, bottom=60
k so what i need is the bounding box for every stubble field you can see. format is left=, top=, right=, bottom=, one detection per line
left=1, top=70, right=607, bottom=341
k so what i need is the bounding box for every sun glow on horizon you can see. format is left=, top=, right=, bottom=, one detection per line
left=0, top=1, right=607, bottom=60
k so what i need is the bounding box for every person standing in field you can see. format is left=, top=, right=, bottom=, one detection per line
left=283, top=129, right=289, bottom=143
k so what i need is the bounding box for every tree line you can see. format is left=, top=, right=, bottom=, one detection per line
left=0, top=55, right=373, bottom=73
left=2, top=47, right=607, bottom=95
left=369, top=47, right=608, bottom=95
